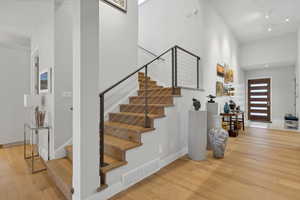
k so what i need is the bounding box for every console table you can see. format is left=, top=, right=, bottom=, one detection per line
left=220, top=112, right=244, bottom=137
left=24, top=123, right=50, bottom=173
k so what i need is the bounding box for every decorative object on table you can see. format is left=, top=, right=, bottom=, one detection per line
left=221, top=112, right=245, bottom=137
left=224, top=68, right=234, bottom=83
left=39, top=68, right=52, bottom=94
left=207, top=95, right=216, bottom=103
left=208, top=128, right=229, bottom=159
left=188, top=110, right=207, bottom=161
left=35, top=107, right=46, bottom=128
left=284, top=114, right=299, bottom=129
left=223, top=84, right=235, bottom=96
left=216, top=64, right=225, bottom=77
left=102, top=0, right=127, bottom=12
left=216, top=81, right=224, bottom=97
left=229, top=100, right=236, bottom=111
left=192, top=98, right=201, bottom=111
left=224, top=102, right=230, bottom=114
left=236, top=106, right=241, bottom=112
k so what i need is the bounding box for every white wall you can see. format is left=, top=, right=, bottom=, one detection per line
left=245, top=66, right=296, bottom=121
left=31, top=0, right=55, bottom=159
left=297, top=28, right=300, bottom=116
left=99, top=0, right=138, bottom=110
left=0, top=45, right=30, bottom=144
left=241, top=33, right=297, bottom=70
left=139, top=0, right=245, bottom=112
left=139, top=0, right=204, bottom=57
left=202, top=1, right=245, bottom=112
left=54, top=0, right=73, bottom=157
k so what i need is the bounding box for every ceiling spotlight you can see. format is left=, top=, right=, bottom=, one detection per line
left=268, top=27, right=272, bottom=32
left=265, top=14, right=270, bottom=19
left=285, top=18, right=290, bottom=22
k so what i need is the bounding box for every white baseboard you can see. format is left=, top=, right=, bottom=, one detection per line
left=160, top=147, right=188, bottom=168
left=87, top=147, right=188, bottom=200
left=0, top=141, right=24, bottom=148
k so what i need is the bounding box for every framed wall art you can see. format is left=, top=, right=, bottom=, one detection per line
left=103, top=0, right=127, bottom=13
left=216, top=81, right=224, bottom=97
left=39, top=68, right=52, bottom=94
left=224, top=69, right=234, bottom=83
left=216, top=64, right=225, bottom=77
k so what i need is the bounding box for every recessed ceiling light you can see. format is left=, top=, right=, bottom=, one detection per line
left=265, top=14, right=270, bottom=19
left=267, top=27, right=272, bottom=32
left=285, top=17, right=290, bottom=22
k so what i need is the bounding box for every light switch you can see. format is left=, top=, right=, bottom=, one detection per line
left=62, top=91, right=72, bottom=98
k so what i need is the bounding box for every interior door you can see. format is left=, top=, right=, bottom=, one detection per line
left=248, top=78, right=271, bottom=122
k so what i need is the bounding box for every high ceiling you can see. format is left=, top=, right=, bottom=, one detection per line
left=0, top=0, right=52, bottom=48
left=209, top=0, right=300, bottom=44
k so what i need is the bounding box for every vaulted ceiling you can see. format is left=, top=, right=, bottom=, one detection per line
left=209, top=0, right=300, bottom=44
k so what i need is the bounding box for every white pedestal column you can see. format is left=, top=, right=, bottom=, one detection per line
left=188, top=110, right=207, bottom=161
left=206, top=102, right=218, bottom=150
left=72, top=0, right=100, bottom=199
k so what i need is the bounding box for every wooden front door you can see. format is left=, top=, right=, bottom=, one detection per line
left=248, top=78, right=271, bottom=122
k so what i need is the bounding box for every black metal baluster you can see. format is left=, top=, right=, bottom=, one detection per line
left=175, top=46, right=178, bottom=88
left=172, top=47, right=175, bottom=94
left=144, top=66, right=149, bottom=128
left=197, top=57, right=200, bottom=89
left=99, top=94, right=105, bottom=185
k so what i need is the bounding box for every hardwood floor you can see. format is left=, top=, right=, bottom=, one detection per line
left=0, top=145, right=65, bottom=200
left=111, top=128, right=300, bottom=200
left=0, top=128, right=299, bottom=200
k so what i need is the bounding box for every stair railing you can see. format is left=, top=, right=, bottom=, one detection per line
left=98, top=45, right=200, bottom=186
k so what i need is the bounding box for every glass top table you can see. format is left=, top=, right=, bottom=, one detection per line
left=24, top=123, right=51, bottom=174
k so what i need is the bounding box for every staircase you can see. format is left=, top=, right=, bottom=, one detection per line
left=46, top=72, right=181, bottom=200
left=46, top=45, right=201, bottom=200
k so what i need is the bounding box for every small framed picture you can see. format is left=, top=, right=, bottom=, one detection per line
left=216, top=64, right=225, bottom=77
left=102, top=0, right=127, bottom=13
left=39, top=68, right=52, bottom=94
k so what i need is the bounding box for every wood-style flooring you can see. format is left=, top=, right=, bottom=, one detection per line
left=0, top=145, right=65, bottom=200
left=0, top=127, right=299, bottom=200
left=111, top=128, right=300, bottom=200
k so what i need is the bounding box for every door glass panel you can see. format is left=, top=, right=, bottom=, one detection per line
left=250, top=84, right=268, bottom=87
left=251, top=107, right=267, bottom=110
left=250, top=101, right=267, bottom=104
left=250, top=113, right=268, bottom=116
left=250, top=95, right=267, bottom=98
left=251, top=89, right=268, bottom=93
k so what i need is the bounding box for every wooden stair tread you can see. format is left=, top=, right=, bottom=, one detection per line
left=65, top=145, right=72, bottom=154
left=120, top=104, right=174, bottom=108
left=110, top=112, right=165, bottom=119
left=105, top=121, right=155, bottom=133
left=47, top=158, right=72, bottom=185
left=138, top=87, right=174, bottom=92
left=104, top=135, right=141, bottom=151
left=46, top=158, right=72, bottom=200
left=65, top=145, right=129, bottom=173
left=130, top=95, right=177, bottom=98
left=101, top=154, right=127, bottom=173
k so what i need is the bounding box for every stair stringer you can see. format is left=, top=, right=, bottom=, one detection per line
left=88, top=89, right=205, bottom=200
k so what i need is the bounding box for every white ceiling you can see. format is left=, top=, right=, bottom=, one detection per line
left=0, top=0, right=52, bottom=48
left=210, top=0, right=300, bottom=44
